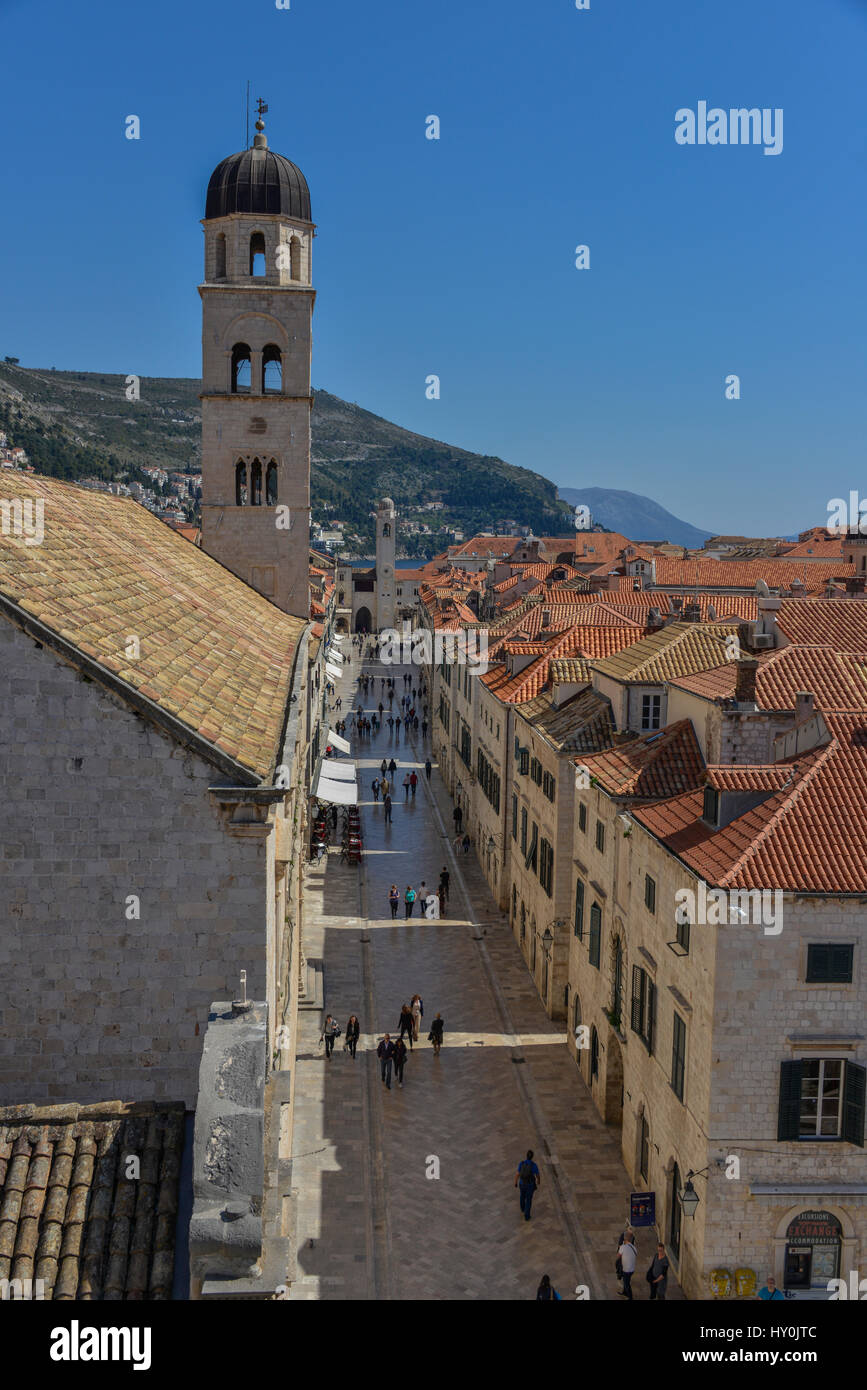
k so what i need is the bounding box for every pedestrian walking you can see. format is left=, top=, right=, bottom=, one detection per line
left=424, top=757, right=432, bottom=779
left=380, top=776, right=389, bottom=796
left=380, top=758, right=387, bottom=777
left=378, top=702, right=384, bottom=718
left=422, top=720, right=428, bottom=738
left=404, top=885, right=416, bottom=918
left=388, top=884, right=400, bottom=919
left=617, top=1230, right=637, bottom=1300
left=536, top=1275, right=561, bottom=1301
left=462, top=833, right=471, bottom=854
left=320, top=1014, right=340, bottom=1059
left=393, top=1037, right=408, bottom=1087
left=453, top=805, right=463, bottom=833
left=344, top=1015, right=360, bottom=1059
left=377, top=1034, right=395, bottom=1089
left=403, top=772, right=411, bottom=800
left=371, top=777, right=380, bottom=802
left=515, top=1149, right=540, bottom=1222
left=424, top=889, right=440, bottom=919
left=388, top=758, right=397, bottom=776
left=409, top=771, right=418, bottom=798
left=384, top=793, right=393, bottom=824
left=428, top=1013, right=444, bottom=1056
left=437, top=884, right=445, bottom=917
left=411, top=994, right=422, bottom=1041
left=398, top=1004, right=414, bottom=1047
left=439, top=867, right=450, bottom=905
left=647, top=1244, right=670, bottom=1300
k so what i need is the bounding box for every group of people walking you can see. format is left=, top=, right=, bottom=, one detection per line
left=388, top=867, right=449, bottom=920
left=615, top=1228, right=670, bottom=1300
left=320, top=1003, right=445, bottom=1091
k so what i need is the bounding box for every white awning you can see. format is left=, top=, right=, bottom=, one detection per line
left=315, top=775, right=358, bottom=805
left=321, top=758, right=356, bottom=782
left=326, top=647, right=344, bottom=663
left=325, top=662, right=343, bottom=681
left=327, top=729, right=351, bottom=753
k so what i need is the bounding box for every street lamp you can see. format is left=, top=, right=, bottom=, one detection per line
left=679, top=1168, right=708, bottom=1219
left=541, top=927, right=554, bottom=953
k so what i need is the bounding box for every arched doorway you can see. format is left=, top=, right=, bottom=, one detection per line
left=354, top=606, right=372, bottom=634
left=783, top=1210, right=842, bottom=1291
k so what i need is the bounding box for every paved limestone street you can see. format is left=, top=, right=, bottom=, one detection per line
left=288, top=645, right=683, bottom=1301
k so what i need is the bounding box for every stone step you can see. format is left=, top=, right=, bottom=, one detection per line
left=298, top=958, right=324, bottom=1011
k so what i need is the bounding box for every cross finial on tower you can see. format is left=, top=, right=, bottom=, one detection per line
left=253, top=97, right=269, bottom=150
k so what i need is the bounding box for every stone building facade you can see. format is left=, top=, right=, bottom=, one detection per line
left=334, top=498, right=397, bottom=634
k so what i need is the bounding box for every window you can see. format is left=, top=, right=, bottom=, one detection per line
left=578, top=802, right=587, bottom=833
left=676, top=915, right=690, bottom=954
left=511, top=793, right=518, bottom=841
left=382, top=522, right=391, bottom=538
left=476, top=749, right=501, bottom=814
left=589, top=903, right=601, bottom=968
left=631, top=965, right=655, bottom=1053
left=250, top=231, right=266, bottom=276
left=641, top=694, right=661, bottom=731
left=612, top=937, right=623, bottom=1021
left=215, top=232, right=226, bottom=279
left=289, top=236, right=301, bottom=280
left=669, top=1163, right=682, bottom=1259
left=520, top=807, right=528, bottom=855
left=520, top=901, right=526, bottom=942
left=778, top=1059, right=865, bottom=1144
left=542, top=770, right=556, bottom=802
left=671, top=1012, right=686, bottom=1101
left=703, top=786, right=719, bottom=825
left=573, top=879, right=584, bottom=939
left=235, top=460, right=247, bottom=506
left=266, top=461, right=278, bottom=506
left=590, top=1025, right=599, bottom=1080
left=539, top=839, right=554, bottom=896
left=262, top=345, right=282, bottom=393
left=595, top=820, right=605, bottom=854
left=231, top=343, right=252, bottom=393
left=645, top=875, right=656, bottom=914
left=518, top=748, right=530, bottom=776
left=250, top=458, right=262, bottom=505
left=639, top=1114, right=650, bottom=1182
left=459, top=723, right=472, bottom=769
left=525, top=821, right=538, bottom=872
left=806, top=944, right=854, bottom=984
left=530, top=757, right=543, bottom=786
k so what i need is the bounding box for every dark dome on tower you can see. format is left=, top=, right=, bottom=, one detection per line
left=205, top=136, right=311, bottom=222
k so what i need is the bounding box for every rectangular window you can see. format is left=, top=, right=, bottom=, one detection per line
left=644, top=875, right=656, bottom=914
left=630, top=965, right=655, bottom=1054
left=542, top=771, right=556, bottom=802
left=573, top=879, right=584, bottom=939
left=525, top=821, right=538, bottom=872
left=539, top=839, right=554, bottom=896
left=641, top=693, right=661, bottom=731
left=511, top=794, right=518, bottom=841
left=589, top=903, right=601, bottom=968
left=578, top=802, right=587, bottom=833
left=530, top=757, right=543, bottom=786
left=806, top=944, right=854, bottom=984
left=676, top=917, right=690, bottom=954
left=671, top=1012, right=686, bottom=1101
left=520, top=807, right=528, bottom=855
left=595, top=820, right=605, bottom=854
left=778, top=1060, right=865, bottom=1145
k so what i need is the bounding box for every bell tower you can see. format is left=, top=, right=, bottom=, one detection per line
left=375, top=498, right=396, bottom=632
left=199, top=105, right=313, bottom=618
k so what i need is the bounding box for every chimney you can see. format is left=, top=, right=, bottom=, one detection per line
left=795, top=690, right=814, bottom=724
left=606, top=572, right=620, bottom=592
left=645, top=606, right=664, bottom=634
left=683, top=600, right=701, bottom=623
left=734, top=656, right=759, bottom=705
left=846, top=576, right=867, bottom=596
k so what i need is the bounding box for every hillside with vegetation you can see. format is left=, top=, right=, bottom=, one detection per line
left=0, top=364, right=573, bottom=555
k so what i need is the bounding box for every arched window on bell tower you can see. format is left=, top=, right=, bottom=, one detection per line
left=235, top=460, right=248, bottom=506
left=262, top=345, right=282, bottom=394
left=266, top=461, right=278, bottom=506
left=215, top=232, right=226, bottom=280
left=250, top=231, right=266, bottom=277
left=232, top=344, right=251, bottom=393
left=290, top=236, right=301, bottom=281
left=250, top=458, right=263, bottom=505
left=382, top=522, right=391, bottom=537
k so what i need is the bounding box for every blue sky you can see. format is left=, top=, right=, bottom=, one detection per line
left=2, top=0, right=866, bottom=535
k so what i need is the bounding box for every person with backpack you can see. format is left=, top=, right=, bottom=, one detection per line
left=371, top=776, right=380, bottom=802
left=380, top=758, right=388, bottom=778
left=404, top=885, right=416, bottom=918
left=515, top=1149, right=540, bottom=1222
left=393, top=1036, right=408, bottom=1088
left=320, top=1014, right=341, bottom=1060
left=344, top=1015, right=360, bottom=1059
left=428, top=1013, right=444, bottom=1056
left=388, top=884, right=400, bottom=919
left=617, top=1230, right=637, bottom=1299
left=536, top=1275, right=561, bottom=1301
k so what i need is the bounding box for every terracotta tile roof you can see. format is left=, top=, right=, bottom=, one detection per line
left=777, top=598, right=867, bottom=654
left=778, top=536, right=843, bottom=559
left=549, top=657, right=594, bottom=684
left=669, top=645, right=867, bottom=711
left=0, top=1100, right=185, bottom=1300
left=704, top=765, right=795, bottom=792
left=591, top=623, right=738, bottom=683
left=650, top=557, right=852, bottom=591
left=481, top=626, right=643, bottom=704
left=517, top=686, right=615, bottom=753
left=579, top=720, right=706, bottom=800
left=493, top=575, right=520, bottom=592
left=633, top=712, right=867, bottom=891
left=541, top=590, right=761, bottom=622
left=0, top=474, right=306, bottom=780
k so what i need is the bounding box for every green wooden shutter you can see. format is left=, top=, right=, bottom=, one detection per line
left=777, top=1060, right=802, bottom=1141
left=842, top=1062, right=866, bottom=1147
left=631, top=966, right=641, bottom=1033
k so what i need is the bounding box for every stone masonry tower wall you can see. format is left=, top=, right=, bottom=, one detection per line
left=199, top=117, right=314, bottom=619
left=375, top=498, right=397, bottom=632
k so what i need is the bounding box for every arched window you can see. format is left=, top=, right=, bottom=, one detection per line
left=250, top=232, right=266, bottom=277
left=382, top=522, right=391, bottom=538
left=265, top=461, right=278, bottom=506
left=612, top=936, right=623, bottom=1023
left=669, top=1163, right=682, bottom=1258
left=250, top=458, right=262, bottom=506
left=235, top=460, right=247, bottom=506
left=262, top=345, right=282, bottom=394
left=573, top=994, right=582, bottom=1032
left=232, top=344, right=251, bottom=393
left=290, top=236, right=301, bottom=281
left=215, top=232, right=226, bottom=279
left=590, top=1025, right=599, bottom=1080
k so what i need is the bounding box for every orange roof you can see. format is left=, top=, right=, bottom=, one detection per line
left=669, top=645, right=867, bottom=711
left=579, top=721, right=706, bottom=800
left=651, top=557, right=852, bottom=591
left=777, top=597, right=867, bottom=653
